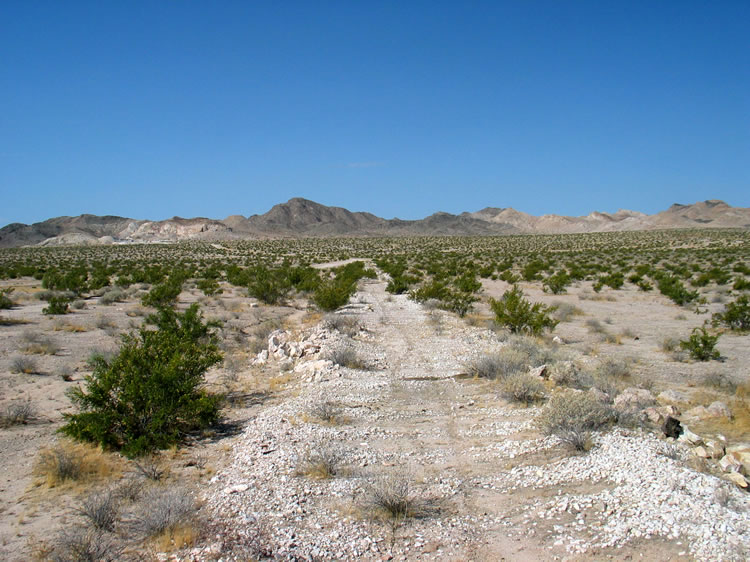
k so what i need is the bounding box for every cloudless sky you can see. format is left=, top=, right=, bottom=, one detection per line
left=1, top=0, right=748, bottom=226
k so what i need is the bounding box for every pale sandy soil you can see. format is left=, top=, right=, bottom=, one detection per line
left=0, top=270, right=748, bottom=560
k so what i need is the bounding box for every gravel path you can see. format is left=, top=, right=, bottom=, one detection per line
left=199, top=277, right=749, bottom=561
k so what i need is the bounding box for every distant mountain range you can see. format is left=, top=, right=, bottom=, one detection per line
left=1, top=198, right=748, bottom=248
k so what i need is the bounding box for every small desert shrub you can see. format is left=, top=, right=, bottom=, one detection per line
left=702, top=371, right=737, bottom=394
left=0, top=399, right=35, bottom=427
left=363, top=474, right=432, bottom=521
left=36, top=445, right=84, bottom=486
left=536, top=391, right=616, bottom=451
left=553, top=302, right=583, bottom=322
left=660, top=336, right=680, bottom=353
left=133, top=456, right=166, bottom=481
left=465, top=348, right=526, bottom=379
left=77, top=489, right=119, bottom=531
left=11, top=355, right=39, bottom=374
left=49, top=527, right=123, bottom=562
left=21, top=331, right=60, bottom=355
left=500, top=373, right=546, bottom=405
left=586, top=318, right=606, bottom=334
left=595, top=357, right=631, bottom=379
left=129, top=486, right=198, bottom=538
left=307, top=400, right=341, bottom=424
left=489, top=286, right=558, bottom=335
left=712, top=294, right=750, bottom=332
left=323, top=314, right=362, bottom=337
left=94, top=314, right=116, bottom=330
left=295, top=445, right=347, bottom=479
left=680, top=326, right=721, bottom=361
left=327, top=347, right=368, bottom=369
left=43, top=296, right=70, bottom=315
left=71, top=299, right=87, bottom=310
left=507, top=335, right=563, bottom=367
left=0, top=288, right=15, bottom=309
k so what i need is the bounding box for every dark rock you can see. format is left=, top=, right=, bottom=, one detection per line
left=662, top=416, right=683, bottom=439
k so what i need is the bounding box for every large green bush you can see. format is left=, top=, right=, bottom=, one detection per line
left=60, top=304, right=222, bottom=457
left=679, top=326, right=721, bottom=361
left=489, top=286, right=558, bottom=335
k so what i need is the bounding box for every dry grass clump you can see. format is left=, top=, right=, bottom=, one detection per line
left=128, top=486, right=198, bottom=540
left=34, top=441, right=119, bottom=488
left=323, top=314, right=362, bottom=337
left=307, top=399, right=342, bottom=424
left=48, top=527, right=123, bottom=562
left=327, top=346, right=368, bottom=370
left=0, top=315, right=28, bottom=326
left=660, top=335, right=680, bottom=353
left=363, top=473, right=436, bottom=521
left=11, top=355, right=40, bottom=374
left=20, top=331, right=60, bottom=355
left=536, top=391, right=616, bottom=451
left=553, top=302, right=584, bottom=322
left=295, top=445, right=347, bottom=479
left=500, top=372, right=546, bottom=404
left=0, top=399, right=35, bottom=427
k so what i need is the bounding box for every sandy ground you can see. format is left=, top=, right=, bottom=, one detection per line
left=0, top=270, right=748, bottom=560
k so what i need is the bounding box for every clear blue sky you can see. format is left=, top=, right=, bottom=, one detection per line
left=1, top=1, right=748, bottom=226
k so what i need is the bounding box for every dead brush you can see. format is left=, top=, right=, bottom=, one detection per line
left=500, top=372, right=546, bottom=405
left=295, top=445, right=347, bottom=479
left=10, top=355, right=40, bottom=374
left=133, top=456, right=166, bottom=481
left=0, top=399, right=36, bottom=427
left=77, top=489, right=120, bottom=531
left=536, top=391, right=616, bottom=452
left=326, top=347, right=368, bottom=370
left=20, top=331, right=60, bottom=355
left=128, top=486, right=199, bottom=540
left=307, top=399, right=342, bottom=424
left=323, top=314, right=362, bottom=337
left=363, top=473, right=436, bottom=521
left=49, top=527, right=123, bottom=562
left=34, top=441, right=118, bottom=488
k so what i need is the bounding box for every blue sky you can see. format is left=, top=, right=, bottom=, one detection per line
left=1, top=1, right=748, bottom=226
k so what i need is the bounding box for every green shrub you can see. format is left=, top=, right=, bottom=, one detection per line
left=679, top=326, right=721, bottom=361
left=43, top=296, right=70, bottom=315
left=656, top=274, right=699, bottom=306
left=489, top=286, right=558, bottom=336
left=313, top=279, right=354, bottom=311
left=712, top=294, right=750, bottom=332
left=60, top=304, right=222, bottom=457
left=141, top=279, right=183, bottom=308
left=543, top=271, right=571, bottom=294
left=0, top=288, right=14, bottom=309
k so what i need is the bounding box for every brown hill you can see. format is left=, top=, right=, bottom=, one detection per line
left=1, top=198, right=747, bottom=247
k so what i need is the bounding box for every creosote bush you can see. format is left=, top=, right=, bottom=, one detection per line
left=489, top=285, right=558, bottom=336
left=680, top=326, right=721, bottom=361
left=536, top=391, right=616, bottom=451
left=713, top=294, right=750, bottom=332
left=61, top=304, right=222, bottom=457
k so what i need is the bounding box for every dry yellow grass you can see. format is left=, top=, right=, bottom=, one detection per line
left=33, top=440, right=121, bottom=489
left=153, top=523, right=199, bottom=551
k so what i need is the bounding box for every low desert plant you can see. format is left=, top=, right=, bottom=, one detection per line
left=363, top=473, right=433, bottom=521
left=323, top=314, right=362, bottom=337
left=680, top=326, right=721, bottom=361
left=553, top=302, right=584, bottom=322
left=11, top=355, right=39, bottom=374
left=0, top=399, right=35, bottom=427
left=43, top=296, right=71, bottom=315
left=0, top=287, right=14, bottom=309
left=307, top=400, right=341, bottom=424
left=660, top=335, right=680, bottom=353
left=77, top=489, right=120, bottom=532
left=489, top=286, right=558, bottom=336
left=49, top=527, right=123, bottom=562
left=500, top=372, right=546, bottom=405
left=327, top=347, right=368, bottom=370
left=295, top=445, right=347, bottom=479
left=129, top=486, right=198, bottom=538
left=20, top=331, right=60, bottom=355
left=35, top=445, right=84, bottom=486
left=712, top=294, right=750, bottom=332
left=465, top=348, right=526, bottom=380
left=536, top=391, right=616, bottom=451
left=133, top=456, right=166, bottom=481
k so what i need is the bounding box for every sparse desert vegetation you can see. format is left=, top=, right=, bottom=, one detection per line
left=1, top=229, right=749, bottom=560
